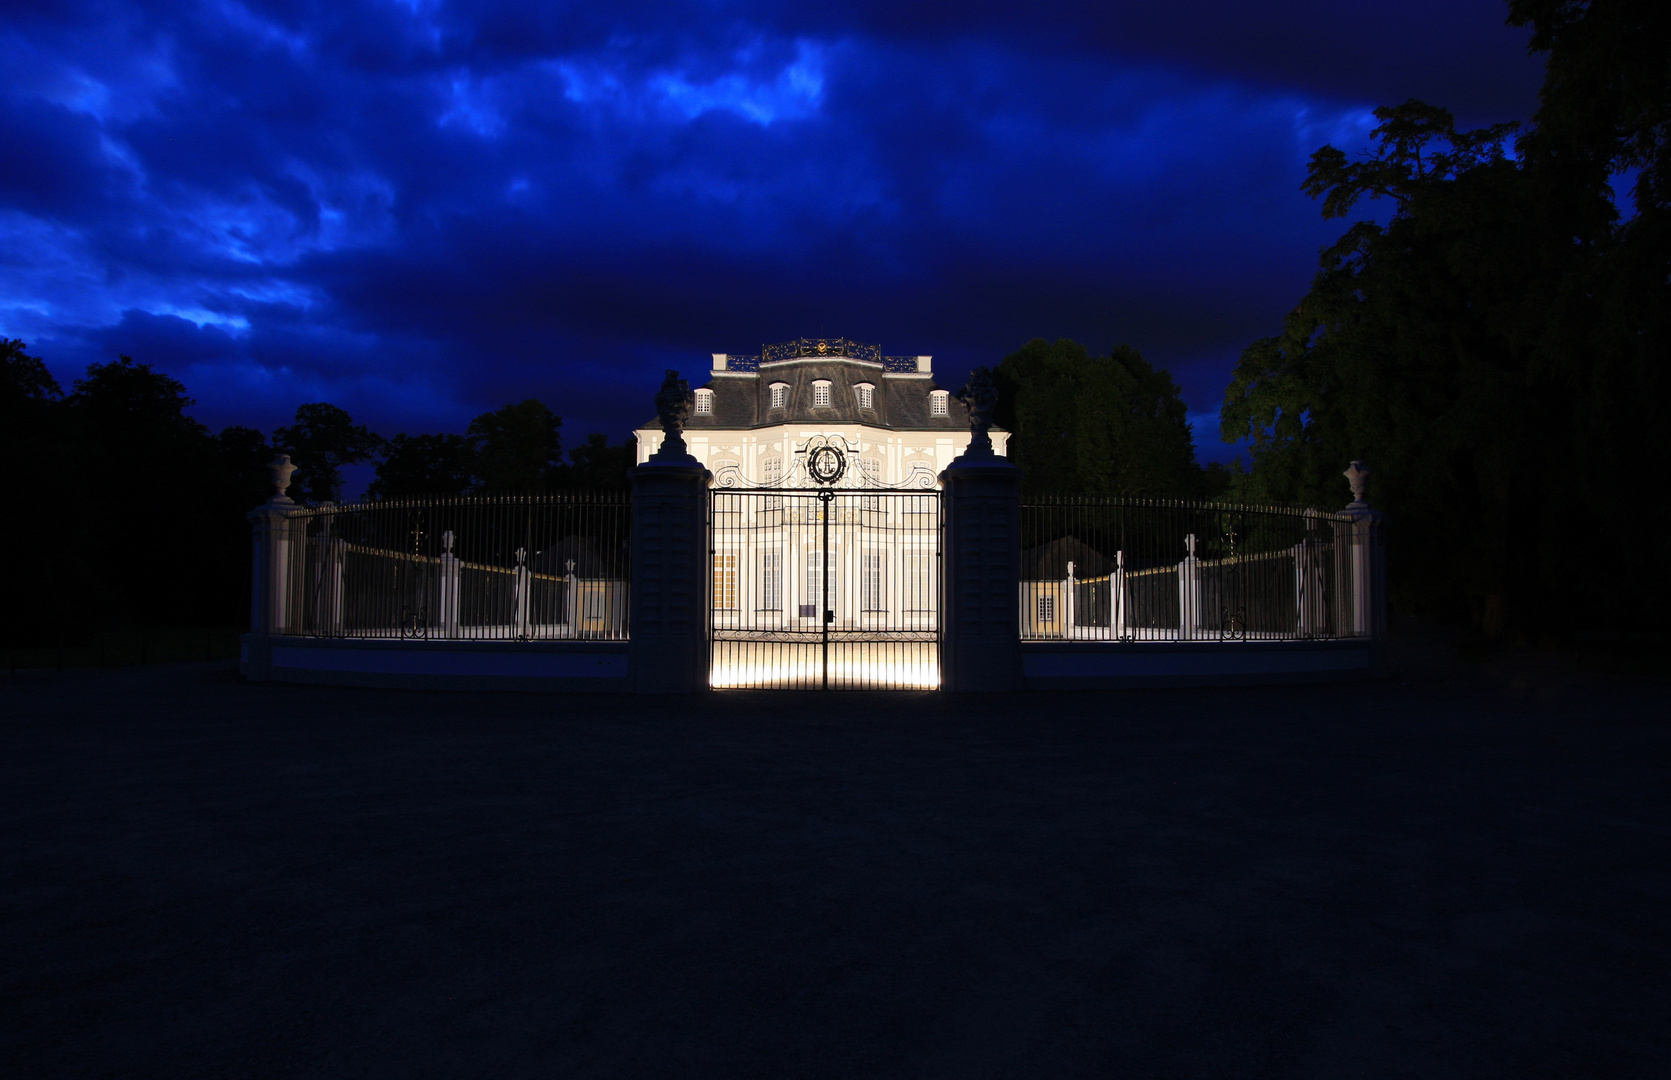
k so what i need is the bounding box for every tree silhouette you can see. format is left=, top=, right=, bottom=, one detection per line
left=466, top=399, right=564, bottom=492
left=273, top=403, right=383, bottom=504
left=994, top=338, right=1211, bottom=498
left=1221, top=0, right=1671, bottom=638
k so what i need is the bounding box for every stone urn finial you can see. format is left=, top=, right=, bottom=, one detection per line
left=957, top=367, right=998, bottom=455
left=267, top=454, right=297, bottom=504
left=1344, top=460, right=1371, bottom=509
left=652, top=369, right=693, bottom=459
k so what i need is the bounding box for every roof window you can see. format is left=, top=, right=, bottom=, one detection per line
left=812, top=380, right=831, bottom=408
left=694, top=388, right=713, bottom=415
left=930, top=390, right=948, bottom=416
left=854, top=383, right=875, bottom=409
left=769, top=382, right=788, bottom=409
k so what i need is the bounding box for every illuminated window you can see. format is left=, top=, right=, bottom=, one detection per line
left=806, top=550, right=832, bottom=610
left=930, top=391, right=948, bottom=416
left=760, top=549, right=781, bottom=610
left=765, top=454, right=782, bottom=511
left=769, top=383, right=787, bottom=409
left=812, top=380, right=831, bottom=407
left=584, top=590, right=604, bottom=619
left=861, top=551, right=884, bottom=611
left=1037, top=594, right=1054, bottom=623
left=855, top=383, right=874, bottom=409
left=904, top=552, right=935, bottom=614
left=712, top=553, right=737, bottom=609
left=694, top=389, right=713, bottom=414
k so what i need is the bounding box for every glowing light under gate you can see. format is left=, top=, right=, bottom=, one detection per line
left=710, top=642, right=940, bottom=689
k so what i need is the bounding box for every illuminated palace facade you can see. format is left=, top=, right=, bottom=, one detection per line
left=633, top=338, right=1008, bottom=479
left=634, top=338, right=1008, bottom=686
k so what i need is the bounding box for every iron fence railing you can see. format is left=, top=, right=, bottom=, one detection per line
left=271, top=492, right=630, bottom=641
left=1019, top=496, right=1370, bottom=642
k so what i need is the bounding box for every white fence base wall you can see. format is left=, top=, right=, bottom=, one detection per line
left=1020, top=639, right=1377, bottom=689
left=242, top=635, right=630, bottom=691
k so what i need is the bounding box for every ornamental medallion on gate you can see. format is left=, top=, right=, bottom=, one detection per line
left=709, top=436, right=942, bottom=690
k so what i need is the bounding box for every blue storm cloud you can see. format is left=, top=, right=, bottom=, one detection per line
left=0, top=0, right=1544, bottom=464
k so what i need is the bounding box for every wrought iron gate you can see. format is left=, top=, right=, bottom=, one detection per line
left=709, top=486, right=942, bottom=689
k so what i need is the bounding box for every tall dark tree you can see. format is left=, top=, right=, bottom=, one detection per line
left=467, top=399, right=563, bottom=492
left=563, top=433, right=635, bottom=489
left=56, top=356, right=249, bottom=631
left=994, top=338, right=1207, bottom=497
left=0, top=338, right=61, bottom=409
left=272, top=402, right=383, bottom=504
left=1, top=341, right=69, bottom=644
left=0, top=339, right=64, bottom=501
left=1221, top=103, right=1543, bottom=631
left=215, top=426, right=276, bottom=511
left=368, top=433, right=476, bottom=500
left=1221, top=0, right=1670, bottom=638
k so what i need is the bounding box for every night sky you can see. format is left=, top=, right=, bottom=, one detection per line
left=4, top=1, right=1545, bottom=478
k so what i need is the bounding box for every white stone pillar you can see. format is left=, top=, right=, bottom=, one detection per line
left=1177, top=533, right=1200, bottom=641
left=1339, top=462, right=1386, bottom=637
left=243, top=454, right=300, bottom=681
left=1065, top=559, right=1077, bottom=639
left=563, top=558, right=578, bottom=639
left=1294, top=537, right=1320, bottom=638
left=1340, top=461, right=1388, bottom=670
left=314, top=536, right=345, bottom=635
left=1113, top=550, right=1127, bottom=640
left=512, top=546, right=531, bottom=640
left=308, top=503, right=345, bottom=637
left=438, top=530, right=460, bottom=638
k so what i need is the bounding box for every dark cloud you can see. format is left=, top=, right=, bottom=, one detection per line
left=1, top=0, right=1543, bottom=478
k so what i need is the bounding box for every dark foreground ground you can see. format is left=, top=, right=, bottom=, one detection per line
left=2, top=638, right=1668, bottom=1078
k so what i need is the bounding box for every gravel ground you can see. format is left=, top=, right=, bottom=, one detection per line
left=2, top=639, right=1667, bottom=1078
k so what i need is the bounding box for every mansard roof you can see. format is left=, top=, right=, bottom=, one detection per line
left=640, top=338, right=983, bottom=433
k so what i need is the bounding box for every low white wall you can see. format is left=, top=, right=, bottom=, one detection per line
left=243, top=636, right=630, bottom=692
left=1020, top=639, right=1375, bottom=689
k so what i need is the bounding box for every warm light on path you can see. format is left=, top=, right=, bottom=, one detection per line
left=710, top=641, right=939, bottom=689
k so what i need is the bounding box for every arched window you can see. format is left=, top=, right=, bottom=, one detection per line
left=930, top=390, right=948, bottom=416
left=769, top=382, right=788, bottom=409
left=854, top=383, right=875, bottom=410
left=694, top=388, right=714, bottom=414
left=812, top=380, right=831, bottom=408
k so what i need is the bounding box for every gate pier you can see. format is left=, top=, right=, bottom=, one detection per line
left=628, top=439, right=711, bottom=694
left=939, top=444, right=1023, bottom=693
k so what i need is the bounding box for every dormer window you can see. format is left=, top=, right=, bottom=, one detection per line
left=812, top=380, right=831, bottom=408
left=769, top=382, right=788, bottom=409
left=694, top=388, right=714, bottom=415
left=854, top=383, right=875, bottom=410
left=930, top=390, right=949, bottom=416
